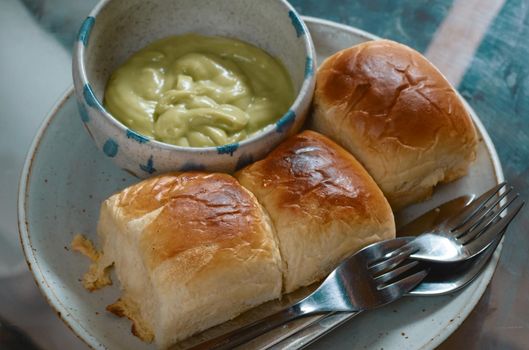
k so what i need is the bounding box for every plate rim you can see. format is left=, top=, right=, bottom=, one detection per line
left=17, top=17, right=505, bottom=350
left=17, top=88, right=106, bottom=349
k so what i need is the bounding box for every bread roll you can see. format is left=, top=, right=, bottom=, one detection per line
left=93, top=173, right=283, bottom=348
left=236, top=130, right=395, bottom=293
left=312, top=39, right=478, bottom=209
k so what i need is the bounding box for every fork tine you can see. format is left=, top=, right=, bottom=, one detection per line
left=458, top=192, right=518, bottom=245
left=457, top=211, right=497, bottom=243
left=375, top=260, right=420, bottom=285
left=368, top=245, right=418, bottom=275
left=465, top=199, right=524, bottom=256
left=379, top=269, right=428, bottom=295
left=454, top=186, right=514, bottom=239
left=445, top=182, right=506, bottom=233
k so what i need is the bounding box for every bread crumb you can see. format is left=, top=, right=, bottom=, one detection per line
left=71, top=234, right=113, bottom=291
left=107, top=296, right=154, bottom=342
left=71, top=234, right=99, bottom=260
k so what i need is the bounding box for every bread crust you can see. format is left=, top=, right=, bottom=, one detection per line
left=96, top=172, right=283, bottom=348
left=236, top=130, right=395, bottom=292
left=312, top=39, right=478, bottom=209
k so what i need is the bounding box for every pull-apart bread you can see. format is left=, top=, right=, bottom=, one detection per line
left=312, top=40, right=478, bottom=209
left=74, top=131, right=395, bottom=348
left=236, top=130, right=395, bottom=293
left=75, top=172, right=283, bottom=348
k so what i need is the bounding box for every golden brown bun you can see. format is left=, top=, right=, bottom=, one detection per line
left=96, top=173, right=282, bottom=348
left=236, top=130, right=395, bottom=293
left=312, top=39, right=478, bottom=209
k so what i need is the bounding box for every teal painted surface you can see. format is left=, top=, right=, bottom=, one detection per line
left=125, top=129, right=149, bottom=144
left=102, top=138, right=118, bottom=157
left=216, top=143, right=239, bottom=156
left=290, top=0, right=454, bottom=52
left=276, top=109, right=296, bottom=132
left=82, top=83, right=103, bottom=111
left=289, top=10, right=306, bottom=37
left=305, top=56, right=314, bottom=77
left=458, top=0, right=529, bottom=177
left=23, top=0, right=453, bottom=53
left=447, top=4, right=529, bottom=349
left=77, top=16, right=94, bottom=46
left=139, top=155, right=156, bottom=174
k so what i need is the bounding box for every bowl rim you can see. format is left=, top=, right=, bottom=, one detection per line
left=73, top=0, right=317, bottom=153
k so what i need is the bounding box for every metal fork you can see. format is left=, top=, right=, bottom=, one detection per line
left=269, top=192, right=517, bottom=350
left=387, top=183, right=524, bottom=263
left=189, top=240, right=427, bottom=350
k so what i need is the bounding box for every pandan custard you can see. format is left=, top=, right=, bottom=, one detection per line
left=104, top=34, right=294, bottom=147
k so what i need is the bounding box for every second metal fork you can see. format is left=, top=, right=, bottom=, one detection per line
left=387, top=182, right=524, bottom=263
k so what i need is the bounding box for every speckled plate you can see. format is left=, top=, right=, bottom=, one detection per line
left=18, top=17, right=503, bottom=350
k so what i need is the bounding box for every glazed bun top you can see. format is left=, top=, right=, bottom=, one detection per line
left=312, top=39, right=478, bottom=209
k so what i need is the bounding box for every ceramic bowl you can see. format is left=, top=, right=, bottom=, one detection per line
left=72, top=0, right=316, bottom=177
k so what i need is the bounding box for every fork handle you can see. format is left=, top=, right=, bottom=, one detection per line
left=188, top=304, right=308, bottom=350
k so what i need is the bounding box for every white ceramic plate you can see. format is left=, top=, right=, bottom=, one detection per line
left=18, top=18, right=503, bottom=350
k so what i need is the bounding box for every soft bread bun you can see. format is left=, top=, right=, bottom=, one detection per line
left=95, top=173, right=283, bottom=348
left=236, top=130, right=395, bottom=293
left=312, top=39, right=478, bottom=210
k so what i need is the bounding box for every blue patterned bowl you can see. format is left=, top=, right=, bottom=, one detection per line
left=72, top=0, right=316, bottom=177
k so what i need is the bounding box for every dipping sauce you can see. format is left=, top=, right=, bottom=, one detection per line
left=104, top=34, right=294, bottom=147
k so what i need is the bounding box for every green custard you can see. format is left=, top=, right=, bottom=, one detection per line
left=104, top=34, right=294, bottom=147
